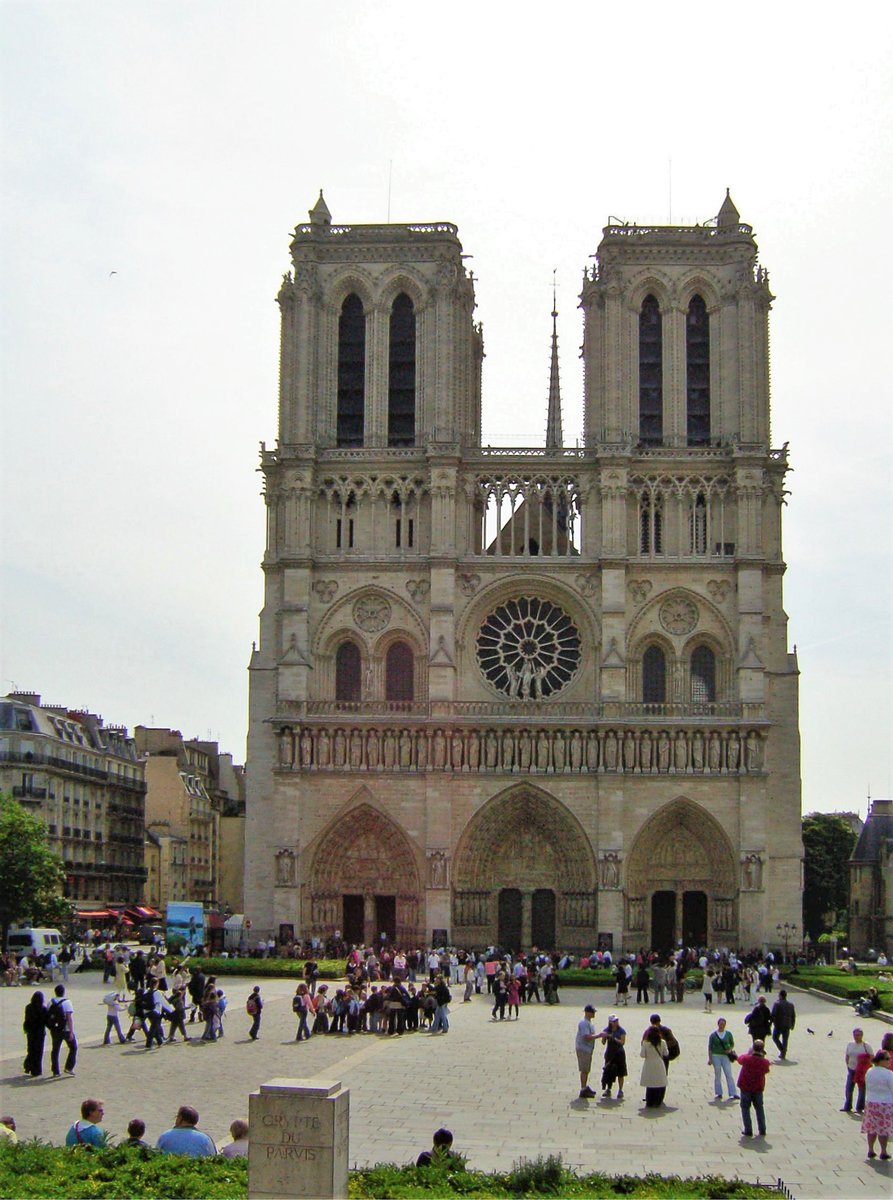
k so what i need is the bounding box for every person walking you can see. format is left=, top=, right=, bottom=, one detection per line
left=842, top=1028, right=873, bottom=1113
left=736, top=1039, right=770, bottom=1137
left=101, top=991, right=127, bottom=1045
left=146, top=983, right=173, bottom=1049
left=23, top=991, right=48, bottom=1077
left=293, top=983, right=313, bottom=1041
left=640, top=1025, right=669, bottom=1107
left=247, top=986, right=263, bottom=1040
left=167, top=986, right=190, bottom=1043
left=635, top=962, right=650, bottom=1005
left=770, top=989, right=796, bottom=1059
left=491, top=972, right=509, bottom=1021
left=47, top=984, right=77, bottom=1077
left=576, top=1004, right=598, bottom=1099
left=744, top=995, right=773, bottom=1043
left=708, top=1017, right=739, bottom=1100
left=862, top=1049, right=893, bottom=1159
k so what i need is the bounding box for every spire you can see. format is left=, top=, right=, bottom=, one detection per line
left=546, top=272, right=563, bottom=450
left=717, top=188, right=740, bottom=228
left=309, top=189, right=331, bottom=228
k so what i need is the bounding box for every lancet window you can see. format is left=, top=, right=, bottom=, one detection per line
left=474, top=474, right=582, bottom=557
left=388, top=293, right=416, bottom=447
left=385, top=641, right=414, bottom=703
left=639, top=493, right=663, bottom=556
left=337, top=294, right=366, bottom=447
left=335, top=641, right=362, bottom=703
left=690, top=644, right=717, bottom=703
left=686, top=294, right=710, bottom=446
left=642, top=645, right=667, bottom=704
left=639, top=294, right=663, bottom=445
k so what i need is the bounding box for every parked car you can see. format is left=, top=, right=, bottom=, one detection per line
left=137, top=924, right=165, bottom=946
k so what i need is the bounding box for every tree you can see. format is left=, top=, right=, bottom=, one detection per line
left=802, top=812, right=857, bottom=940
left=0, top=795, right=70, bottom=944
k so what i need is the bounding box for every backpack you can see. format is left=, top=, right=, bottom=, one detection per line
left=46, top=999, right=67, bottom=1034
left=292, top=995, right=303, bottom=1014
left=663, top=1028, right=681, bottom=1061
left=247, top=996, right=259, bottom=1015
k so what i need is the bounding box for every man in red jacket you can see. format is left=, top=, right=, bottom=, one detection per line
left=736, top=1039, right=771, bottom=1137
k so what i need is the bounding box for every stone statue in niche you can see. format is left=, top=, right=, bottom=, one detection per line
left=279, top=728, right=294, bottom=768
left=586, top=731, right=599, bottom=771
left=416, top=731, right=428, bottom=771
left=383, top=729, right=397, bottom=769
left=570, top=730, right=583, bottom=771
left=299, top=729, right=313, bottom=768
left=501, top=730, right=515, bottom=771
left=727, top=731, right=740, bottom=771
left=399, top=730, right=413, bottom=768
left=451, top=731, right=464, bottom=771
left=349, top=729, right=363, bottom=769
left=623, top=731, right=636, bottom=771
left=708, top=731, right=722, bottom=772
left=485, top=731, right=498, bottom=769
left=640, top=730, right=652, bottom=772
left=603, top=730, right=618, bottom=770
left=428, top=850, right=449, bottom=889
left=691, top=730, right=705, bottom=771
left=746, top=731, right=763, bottom=772
left=600, top=852, right=621, bottom=889
left=674, top=731, right=688, bottom=772
left=317, top=729, right=331, bottom=767
left=536, top=730, right=551, bottom=771
left=742, top=853, right=763, bottom=891
left=518, top=730, right=532, bottom=771
left=657, top=731, right=671, bottom=772
left=467, top=730, right=480, bottom=771
left=366, top=730, right=381, bottom=769
left=275, top=849, right=296, bottom=887
left=553, top=731, right=566, bottom=772
left=333, top=728, right=346, bottom=767
left=432, top=729, right=446, bottom=769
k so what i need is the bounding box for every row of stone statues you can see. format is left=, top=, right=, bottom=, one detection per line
left=279, top=725, right=766, bottom=775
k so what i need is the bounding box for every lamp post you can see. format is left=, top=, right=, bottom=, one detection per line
left=776, top=922, right=797, bottom=963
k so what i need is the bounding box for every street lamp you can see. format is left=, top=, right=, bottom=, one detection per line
left=776, top=922, right=797, bottom=963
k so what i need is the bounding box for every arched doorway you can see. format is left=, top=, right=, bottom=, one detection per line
left=307, top=803, right=423, bottom=946
left=452, top=785, right=597, bottom=952
left=626, top=798, right=737, bottom=950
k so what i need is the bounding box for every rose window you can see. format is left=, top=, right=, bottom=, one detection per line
left=476, top=597, right=581, bottom=699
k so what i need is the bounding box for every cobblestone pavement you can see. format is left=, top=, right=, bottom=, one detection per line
left=2, top=972, right=891, bottom=1198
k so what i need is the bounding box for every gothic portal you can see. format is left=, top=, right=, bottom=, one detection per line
left=244, top=190, right=803, bottom=953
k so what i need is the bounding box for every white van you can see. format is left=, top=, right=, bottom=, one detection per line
left=6, top=927, right=64, bottom=959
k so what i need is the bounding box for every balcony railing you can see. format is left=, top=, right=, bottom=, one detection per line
left=12, top=785, right=47, bottom=800
left=277, top=699, right=761, bottom=723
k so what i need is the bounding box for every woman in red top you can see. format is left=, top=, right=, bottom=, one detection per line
left=736, top=1039, right=770, bottom=1137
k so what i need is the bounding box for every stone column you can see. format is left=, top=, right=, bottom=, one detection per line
left=248, top=1078, right=349, bottom=1200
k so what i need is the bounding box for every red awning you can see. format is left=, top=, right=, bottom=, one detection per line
left=126, top=905, right=161, bottom=920
left=75, top=910, right=114, bottom=920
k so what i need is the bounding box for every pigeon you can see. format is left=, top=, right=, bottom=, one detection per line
left=827, top=1031, right=833, bottom=1037
left=807, top=1028, right=815, bottom=1034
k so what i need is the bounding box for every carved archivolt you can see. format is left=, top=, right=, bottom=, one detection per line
left=308, top=802, right=422, bottom=896
left=453, top=785, right=596, bottom=893
left=626, top=798, right=736, bottom=895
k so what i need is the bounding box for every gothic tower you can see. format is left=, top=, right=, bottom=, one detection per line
left=244, top=191, right=802, bottom=955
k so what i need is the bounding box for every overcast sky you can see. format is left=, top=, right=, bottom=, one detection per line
left=2, top=2, right=890, bottom=816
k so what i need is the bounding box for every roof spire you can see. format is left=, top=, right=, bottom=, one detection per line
left=546, top=270, right=564, bottom=450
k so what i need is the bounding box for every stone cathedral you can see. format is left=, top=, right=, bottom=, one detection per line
left=244, top=190, right=803, bottom=954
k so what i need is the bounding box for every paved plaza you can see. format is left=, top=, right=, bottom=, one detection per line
left=1, top=971, right=890, bottom=1198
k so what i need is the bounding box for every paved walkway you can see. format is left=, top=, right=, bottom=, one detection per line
left=2, top=972, right=890, bottom=1199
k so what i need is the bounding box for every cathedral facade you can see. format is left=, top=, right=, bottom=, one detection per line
left=243, top=191, right=803, bottom=954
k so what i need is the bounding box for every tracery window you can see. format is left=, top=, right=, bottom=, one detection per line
left=639, top=294, right=663, bottom=445
left=335, top=641, right=362, bottom=703
left=385, top=641, right=414, bottom=703
left=690, top=644, right=716, bottom=703
left=642, top=645, right=667, bottom=704
left=686, top=294, right=710, bottom=446
left=476, top=596, right=581, bottom=699
left=337, top=294, right=365, bottom=447
left=388, top=293, right=416, bottom=447
left=690, top=492, right=708, bottom=555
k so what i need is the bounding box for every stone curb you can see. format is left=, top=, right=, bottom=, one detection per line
left=785, top=982, right=893, bottom=1024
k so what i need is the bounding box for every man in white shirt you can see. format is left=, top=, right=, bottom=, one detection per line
left=575, top=1005, right=598, bottom=1099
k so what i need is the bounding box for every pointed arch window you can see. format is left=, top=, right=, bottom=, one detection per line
left=643, top=645, right=667, bottom=704
left=385, top=641, right=414, bottom=703
left=686, top=294, right=710, bottom=446
left=337, top=294, right=365, bottom=447
left=639, top=494, right=663, bottom=555
left=388, top=292, right=416, bottom=447
left=639, top=294, right=663, bottom=445
left=690, top=644, right=716, bottom=703
left=335, top=641, right=362, bottom=703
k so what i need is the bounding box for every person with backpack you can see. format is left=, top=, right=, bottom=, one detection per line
left=431, top=974, right=452, bottom=1034
left=23, top=990, right=49, bottom=1077
left=246, top=986, right=263, bottom=1040
left=293, top=983, right=313, bottom=1041
left=48, top=984, right=77, bottom=1077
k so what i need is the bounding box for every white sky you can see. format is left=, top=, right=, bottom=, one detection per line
left=1, top=2, right=891, bottom=815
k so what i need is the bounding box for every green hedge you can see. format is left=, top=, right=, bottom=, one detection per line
left=782, top=967, right=893, bottom=1012
left=0, top=1144, right=783, bottom=1199
left=176, top=957, right=344, bottom=980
